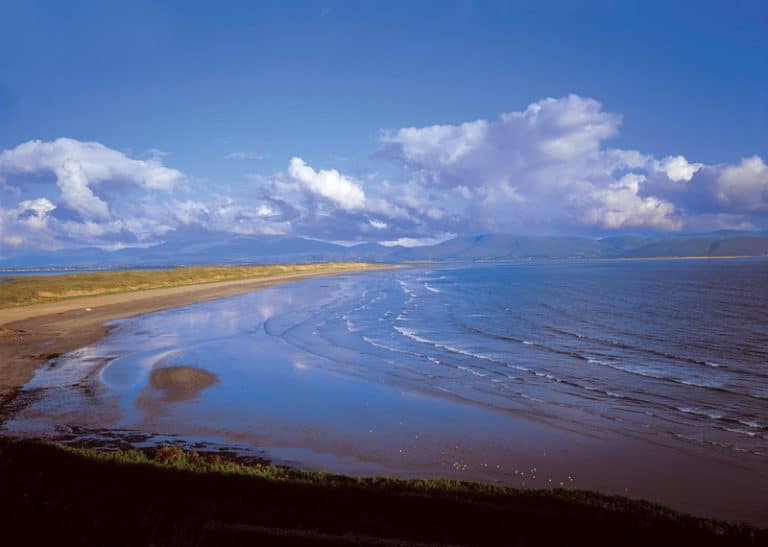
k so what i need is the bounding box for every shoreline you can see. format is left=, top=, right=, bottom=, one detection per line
left=0, top=264, right=399, bottom=406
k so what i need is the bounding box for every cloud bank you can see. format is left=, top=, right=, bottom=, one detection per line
left=0, top=138, right=181, bottom=220
left=377, top=94, right=763, bottom=233
left=1, top=96, right=766, bottom=251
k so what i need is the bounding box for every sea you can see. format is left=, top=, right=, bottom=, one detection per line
left=3, top=259, right=767, bottom=524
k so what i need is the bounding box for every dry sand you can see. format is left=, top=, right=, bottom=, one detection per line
left=0, top=267, right=392, bottom=406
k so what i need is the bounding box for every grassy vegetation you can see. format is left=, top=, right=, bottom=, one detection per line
left=0, top=262, right=388, bottom=308
left=0, top=438, right=763, bottom=546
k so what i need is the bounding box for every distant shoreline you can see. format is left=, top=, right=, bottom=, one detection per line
left=594, top=255, right=766, bottom=261
left=0, top=263, right=400, bottom=406
left=422, top=254, right=766, bottom=264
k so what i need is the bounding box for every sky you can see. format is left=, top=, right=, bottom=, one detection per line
left=0, top=0, right=766, bottom=251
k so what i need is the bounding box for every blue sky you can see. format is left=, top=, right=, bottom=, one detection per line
left=0, top=0, right=766, bottom=250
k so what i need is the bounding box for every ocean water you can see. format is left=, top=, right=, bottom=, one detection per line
left=3, top=259, right=767, bottom=523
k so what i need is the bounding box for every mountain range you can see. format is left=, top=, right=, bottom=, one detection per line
left=1, top=231, right=767, bottom=269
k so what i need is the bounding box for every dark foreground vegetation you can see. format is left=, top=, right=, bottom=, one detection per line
left=0, top=438, right=763, bottom=546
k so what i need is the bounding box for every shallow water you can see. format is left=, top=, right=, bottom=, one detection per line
left=3, top=260, right=767, bottom=524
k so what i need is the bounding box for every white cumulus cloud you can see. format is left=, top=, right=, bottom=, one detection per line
left=0, top=197, right=57, bottom=248
left=0, top=138, right=183, bottom=220
left=714, top=156, right=768, bottom=211
left=287, top=157, right=366, bottom=210
left=378, top=94, right=765, bottom=233
left=659, top=155, right=703, bottom=183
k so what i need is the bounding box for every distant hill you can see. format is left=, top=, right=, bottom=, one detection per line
left=622, top=235, right=768, bottom=258
left=392, top=232, right=768, bottom=261
left=400, top=234, right=599, bottom=260
left=1, top=231, right=766, bottom=269
left=0, top=234, right=351, bottom=269
left=398, top=234, right=630, bottom=260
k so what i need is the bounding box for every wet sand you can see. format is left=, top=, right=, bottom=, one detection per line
left=0, top=266, right=394, bottom=406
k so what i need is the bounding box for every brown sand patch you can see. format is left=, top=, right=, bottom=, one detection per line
left=136, top=366, right=218, bottom=416
left=148, top=366, right=219, bottom=402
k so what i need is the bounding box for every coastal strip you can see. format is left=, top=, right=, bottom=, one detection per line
left=0, top=262, right=399, bottom=405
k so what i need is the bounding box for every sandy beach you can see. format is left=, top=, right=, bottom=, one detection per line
left=0, top=265, right=394, bottom=406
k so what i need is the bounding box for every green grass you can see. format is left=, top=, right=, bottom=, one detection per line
left=0, top=438, right=763, bottom=546
left=0, top=262, right=388, bottom=308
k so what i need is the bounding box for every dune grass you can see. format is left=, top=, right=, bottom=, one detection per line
left=0, top=438, right=763, bottom=546
left=0, top=262, right=388, bottom=308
